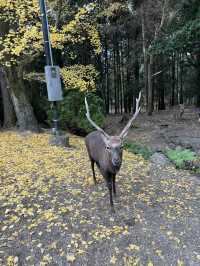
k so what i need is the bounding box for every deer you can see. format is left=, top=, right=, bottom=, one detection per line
left=84, top=92, right=141, bottom=212
left=173, top=104, right=185, bottom=121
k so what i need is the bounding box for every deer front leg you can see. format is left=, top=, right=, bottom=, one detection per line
left=112, top=174, right=116, bottom=197
left=106, top=176, right=115, bottom=213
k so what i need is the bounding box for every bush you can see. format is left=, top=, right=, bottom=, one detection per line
left=165, top=148, right=196, bottom=169
left=48, top=90, right=106, bottom=135
left=124, top=141, right=153, bottom=160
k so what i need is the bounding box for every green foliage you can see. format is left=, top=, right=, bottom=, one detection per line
left=48, top=90, right=105, bottom=134
left=151, top=0, right=200, bottom=56
left=124, top=141, right=153, bottom=160
left=165, top=148, right=196, bottom=169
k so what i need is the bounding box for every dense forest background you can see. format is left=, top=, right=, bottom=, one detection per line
left=0, top=0, right=199, bottom=133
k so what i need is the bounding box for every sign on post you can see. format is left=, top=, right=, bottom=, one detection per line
left=45, top=66, right=63, bottom=102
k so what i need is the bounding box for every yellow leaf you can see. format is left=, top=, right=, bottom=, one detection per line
left=110, top=255, right=117, bottom=264
left=177, top=259, right=185, bottom=266
left=67, top=254, right=76, bottom=262
left=167, top=231, right=172, bottom=236
left=127, top=244, right=140, bottom=252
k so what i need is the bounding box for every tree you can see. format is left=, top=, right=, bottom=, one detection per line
left=0, top=67, right=16, bottom=128
left=0, top=1, right=101, bottom=130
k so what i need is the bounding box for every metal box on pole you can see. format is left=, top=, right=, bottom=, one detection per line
left=45, top=66, right=63, bottom=102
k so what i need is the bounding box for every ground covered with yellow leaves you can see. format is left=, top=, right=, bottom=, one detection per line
left=0, top=131, right=200, bottom=266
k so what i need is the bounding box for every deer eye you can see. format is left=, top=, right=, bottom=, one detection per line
left=106, top=146, right=111, bottom=150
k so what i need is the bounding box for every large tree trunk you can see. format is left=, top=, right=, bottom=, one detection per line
left=0, top=67, right=16, bottom=128
left=7, top=67, right=39, bottom=132
left=147, top=54, right=153, bottom=115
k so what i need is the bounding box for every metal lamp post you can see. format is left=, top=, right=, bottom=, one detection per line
left=39, top=0, right=63, bottom=136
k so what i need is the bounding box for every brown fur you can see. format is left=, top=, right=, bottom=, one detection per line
left=85, top=131, right=123, bottom=212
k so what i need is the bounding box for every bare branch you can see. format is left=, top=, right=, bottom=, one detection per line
left=119, top=91, right=141, bottom=138
left=152, top=70, right=163, bottom=77
left=85, top=97, right=110, bottom=139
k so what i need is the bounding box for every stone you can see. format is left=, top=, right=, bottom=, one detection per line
left=150, top=152, right=170, bottom=166
left=49, top=134, right=69, bottom=147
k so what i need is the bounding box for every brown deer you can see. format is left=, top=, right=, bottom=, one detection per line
left=173, top=104, right=185, bottom=121
left=85, top=92, right=141, bottom=212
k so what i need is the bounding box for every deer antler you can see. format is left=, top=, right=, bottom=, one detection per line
left=119, top=91, right=141, bottom=139
left=85, top=97, right=110, bottom=139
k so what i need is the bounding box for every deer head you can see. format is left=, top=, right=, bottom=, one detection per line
left=85, top=92, right=141, bottom=167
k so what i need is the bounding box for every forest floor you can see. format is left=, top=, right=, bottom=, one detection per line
left=0, top=125, right=200, bottom=265
left=106, top=106, right=200, bottom=154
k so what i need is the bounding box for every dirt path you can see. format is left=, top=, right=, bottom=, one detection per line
left=0, top=132, right=200, bottom=265
left=105, top=107, right=200, bottom=153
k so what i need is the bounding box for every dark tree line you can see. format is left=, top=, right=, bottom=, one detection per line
left=96, top=0, right=200, bottom=114
left=0, top=0, right=200, bottom=130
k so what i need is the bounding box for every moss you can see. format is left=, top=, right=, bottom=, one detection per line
left=165, top=148, right=196, bottom=169
left=124, top=141, right=153, bottom=160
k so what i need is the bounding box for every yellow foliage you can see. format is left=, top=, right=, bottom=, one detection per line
left=0, top=131, right=147, bottom=264
left=61, top=4, right=101, bottom=53
left=67, top=254, right=76, bottom=262
left=61, top=64, right=98, bottom=91
left=110, top=255, right=117, bottom=264
left=127, top=244, right=140, bottom=252
left=0, top=1, right=101, bottom=66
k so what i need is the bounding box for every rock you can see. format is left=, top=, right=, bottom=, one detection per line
left=150, top=152, right=170, bottom=166
left=49, top=134, right=69, bottom=147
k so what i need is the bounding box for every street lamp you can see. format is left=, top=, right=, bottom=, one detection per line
left=39, top=0, right=63, bottom=136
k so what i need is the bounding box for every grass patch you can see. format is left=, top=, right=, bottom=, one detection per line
left=165, top=148, right=196, bottom=169
left=124, top=141, right=153, bottom=160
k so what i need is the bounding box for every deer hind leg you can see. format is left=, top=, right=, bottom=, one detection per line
left=90, top=159, right=97, bottom=185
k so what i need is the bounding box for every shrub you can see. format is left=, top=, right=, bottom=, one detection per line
left=48, top=90, right=106, bottom=135
left=165, top=148, right=196, bottom=168
left=124, top=141, right=153, bottom=160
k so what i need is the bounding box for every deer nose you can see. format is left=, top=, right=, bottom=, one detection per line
left=112, top=158, right=121, bottom=167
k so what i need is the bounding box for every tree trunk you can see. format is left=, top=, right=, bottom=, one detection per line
left=104, top=35, right=110, bottom=113
left=171, top=53, right=175, bottom=106
left=113, top=35, right=117, bottom=114
left=176, top=52, right=179, bottom=104
left=0, top=67, right=16, bottom=128
left=196, top=66, right=200, bottom=107
left=121, top=40, right=125, bottom=114
left=116, top=38, right=121, bottom=114
left=157, top=56, right=165, bottom=110
left=147, top=54, right=153, bottom=115
left=7, top=67, right=39, bottom=131
left=179, top=53, right=183, bottom=104
left=125, top=35, right=131, bottom=113
left=141, top=4, right=148, bottom=107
